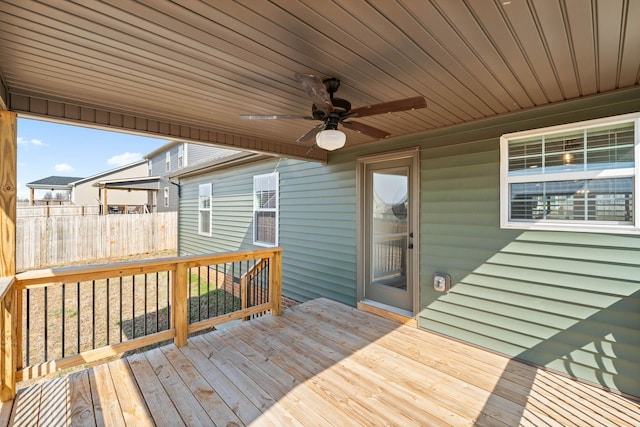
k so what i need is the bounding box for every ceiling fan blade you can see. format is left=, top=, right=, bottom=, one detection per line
left=349, top=96, right=427, bottom=118
left=341, top=120, right=390, bottom=139
left=239, top=115, right=313, bottom=120
left=296, top=123, right=325, bottom=143
left=295, top=73, right=334, bottom=112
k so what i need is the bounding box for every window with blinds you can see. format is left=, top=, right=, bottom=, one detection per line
left=501, top=113, right=639, bottom=233
left=253, top=173, right=279, bottom=246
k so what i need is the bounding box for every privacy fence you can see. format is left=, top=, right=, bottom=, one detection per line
left=16, top=212, right=177, bottom=271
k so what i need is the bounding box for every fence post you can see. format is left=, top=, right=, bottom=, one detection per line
left=269, top=249, right=282, bottom=316
left=173, top=263, right=188, bottom=347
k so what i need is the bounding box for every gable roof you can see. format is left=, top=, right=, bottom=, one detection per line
left=26, top=176, right=84, bottom=189
left=70, top=159, right=147, bottom=185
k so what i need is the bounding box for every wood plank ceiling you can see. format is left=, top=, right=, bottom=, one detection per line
left=0, top=0, right=638, bottom=161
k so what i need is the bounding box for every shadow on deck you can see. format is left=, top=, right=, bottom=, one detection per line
left=2, top=298, right=639, bottom=426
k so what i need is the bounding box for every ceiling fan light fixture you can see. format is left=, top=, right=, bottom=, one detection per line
left=316, top=129, right=346, bottom=150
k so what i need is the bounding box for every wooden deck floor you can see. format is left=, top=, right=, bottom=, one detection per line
left=1, top=298, right=639, bottom=426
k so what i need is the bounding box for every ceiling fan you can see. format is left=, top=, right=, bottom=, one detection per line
left=240, top=73, right=427, bottom=150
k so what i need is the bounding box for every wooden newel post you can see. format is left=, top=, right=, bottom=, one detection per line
left=0, top=111, right=18, bottom=401
left=0, top=279, right=17, bottom=402
left=269, top=249, right=283, bottom=316
left=173, top=263, right=188, bottom=347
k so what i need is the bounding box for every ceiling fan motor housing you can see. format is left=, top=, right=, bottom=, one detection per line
left=311, top=98, right=351, bottom=119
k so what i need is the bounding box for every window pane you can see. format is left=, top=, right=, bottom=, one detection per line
left=508, top=137, right=543, bottom=175
left=199, top=184, right=210, bottom=209
left=510, top=178, right=633, bottom=223
left=587, top=178, right=633, bottom=221
left=544, top=132, right=584, bottom=173
left=586, top=123, right=635, bottom=170
left=545, top=151, right=584, bottom=172
left=255, top=211, right=276, bottom=244
left=510, top=183, right=545, bottom=220
left=199, top=211, right=210, bottom=234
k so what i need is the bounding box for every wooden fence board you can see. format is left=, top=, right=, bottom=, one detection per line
left=16, top=213, right=177, bottom=271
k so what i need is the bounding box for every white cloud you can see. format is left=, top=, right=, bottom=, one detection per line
left=18, top=137, right=47, bottom=146
left=54, top=163, right=74, bottom=172
left=107, top=152, right=142, bottom=167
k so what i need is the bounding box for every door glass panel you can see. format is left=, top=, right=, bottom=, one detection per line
left=371, top=170, right=408, bottom=291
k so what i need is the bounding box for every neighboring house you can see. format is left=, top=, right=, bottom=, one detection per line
left=69, top=159, right=150, bottom=211
left=26, top=176, right=82, bottom=204
left=145, top=141, right=239, bottom=213
left=172, top=90, right=640, bottom=398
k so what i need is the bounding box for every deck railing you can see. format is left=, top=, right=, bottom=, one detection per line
left=0, top=248, right=282, bottom=401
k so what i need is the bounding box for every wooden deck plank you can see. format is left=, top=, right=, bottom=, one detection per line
left=0, top=398, right=13, bottom=427
left=305, top=300, right=624, bottom=425
left=190, top=334, right=304, bottom=426
left=88, top=363, right=126, bottom=427
left=126, top=352, right=185, bottom=427
left=247, top=313, right=466, bottom=426
left=284, top=302, right=520, bottom=426
left=159, top=344, right=243, bottom=426
left=37, top=376, right=68, bottom=426
left=305, top=300, right=547, bottom=402
left=107, top=358, right=154, bottom=426
left=8, top=298, right=640, bottom=426
left=143, top=347, right=213, bottom=426
left=199, top=328, right=347, bottom=427
left=177, top=339, right=276, bottom=426
left=67, top=370, right=97, bottom=427
left=218, top=326, right=363, bottom=427
left=223, top=321, right=394, bottom=426
left=10, top=382, right=42, bottom=426
left=309, top=299, right=640, bottom=426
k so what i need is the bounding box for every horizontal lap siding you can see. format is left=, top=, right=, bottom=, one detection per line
left=279, top=160, right=356, bottom=305
left=178, top=158, right=357, bottom=306
left=419, top=135, right=640, bottom=397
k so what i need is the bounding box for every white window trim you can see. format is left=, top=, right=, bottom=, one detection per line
left=500, top=112, right=640, bottom=234
left=198, top=183, right=212, bottom=237
left=253, top=172, right=279, bottom=247
left=178, top=144, right=185, bottom=169
left=165, top=152, right=171, bottom=172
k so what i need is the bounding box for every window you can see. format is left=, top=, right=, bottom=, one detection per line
left=198, top=183, right=212, bottom=236
left=165, top=152, right=171, bottom=172
left=148, top=159, right=152, bottom=176
left=178, top=144, right=185, bottom=169
left=501, top=112, right=639, bottom=233
left=253, top=173, right=279, bottom=246
left=163, top=187, right=169, bottom=208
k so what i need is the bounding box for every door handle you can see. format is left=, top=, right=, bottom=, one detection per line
left=408, top=243, right=414, bottom=249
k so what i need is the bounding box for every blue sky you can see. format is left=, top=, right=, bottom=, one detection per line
left=17, top=118, right=167, bottom=200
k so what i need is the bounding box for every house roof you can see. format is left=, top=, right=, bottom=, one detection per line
left=26, top=176, right=84, bottom=189
left=95, top=176, right=161, bottom=191
left=144, top=140, right=181, bottom=160
left=170, top=153, right=268, bottom=179
left=1, top=2, right=639, bottom=162
left=71, top=159, right=148, bottom=185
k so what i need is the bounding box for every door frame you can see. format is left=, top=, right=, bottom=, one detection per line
left=356, top=147, right=420, bottom=317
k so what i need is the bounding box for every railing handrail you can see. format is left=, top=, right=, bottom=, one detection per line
left=2, top=248, right=283, bottom=401
left=15, top=248, right=280, bottom=287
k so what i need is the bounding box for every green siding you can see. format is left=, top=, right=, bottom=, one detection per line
left=178, top=158, right=356, bottom=305
left=417, top=91, right=640, bottom=397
